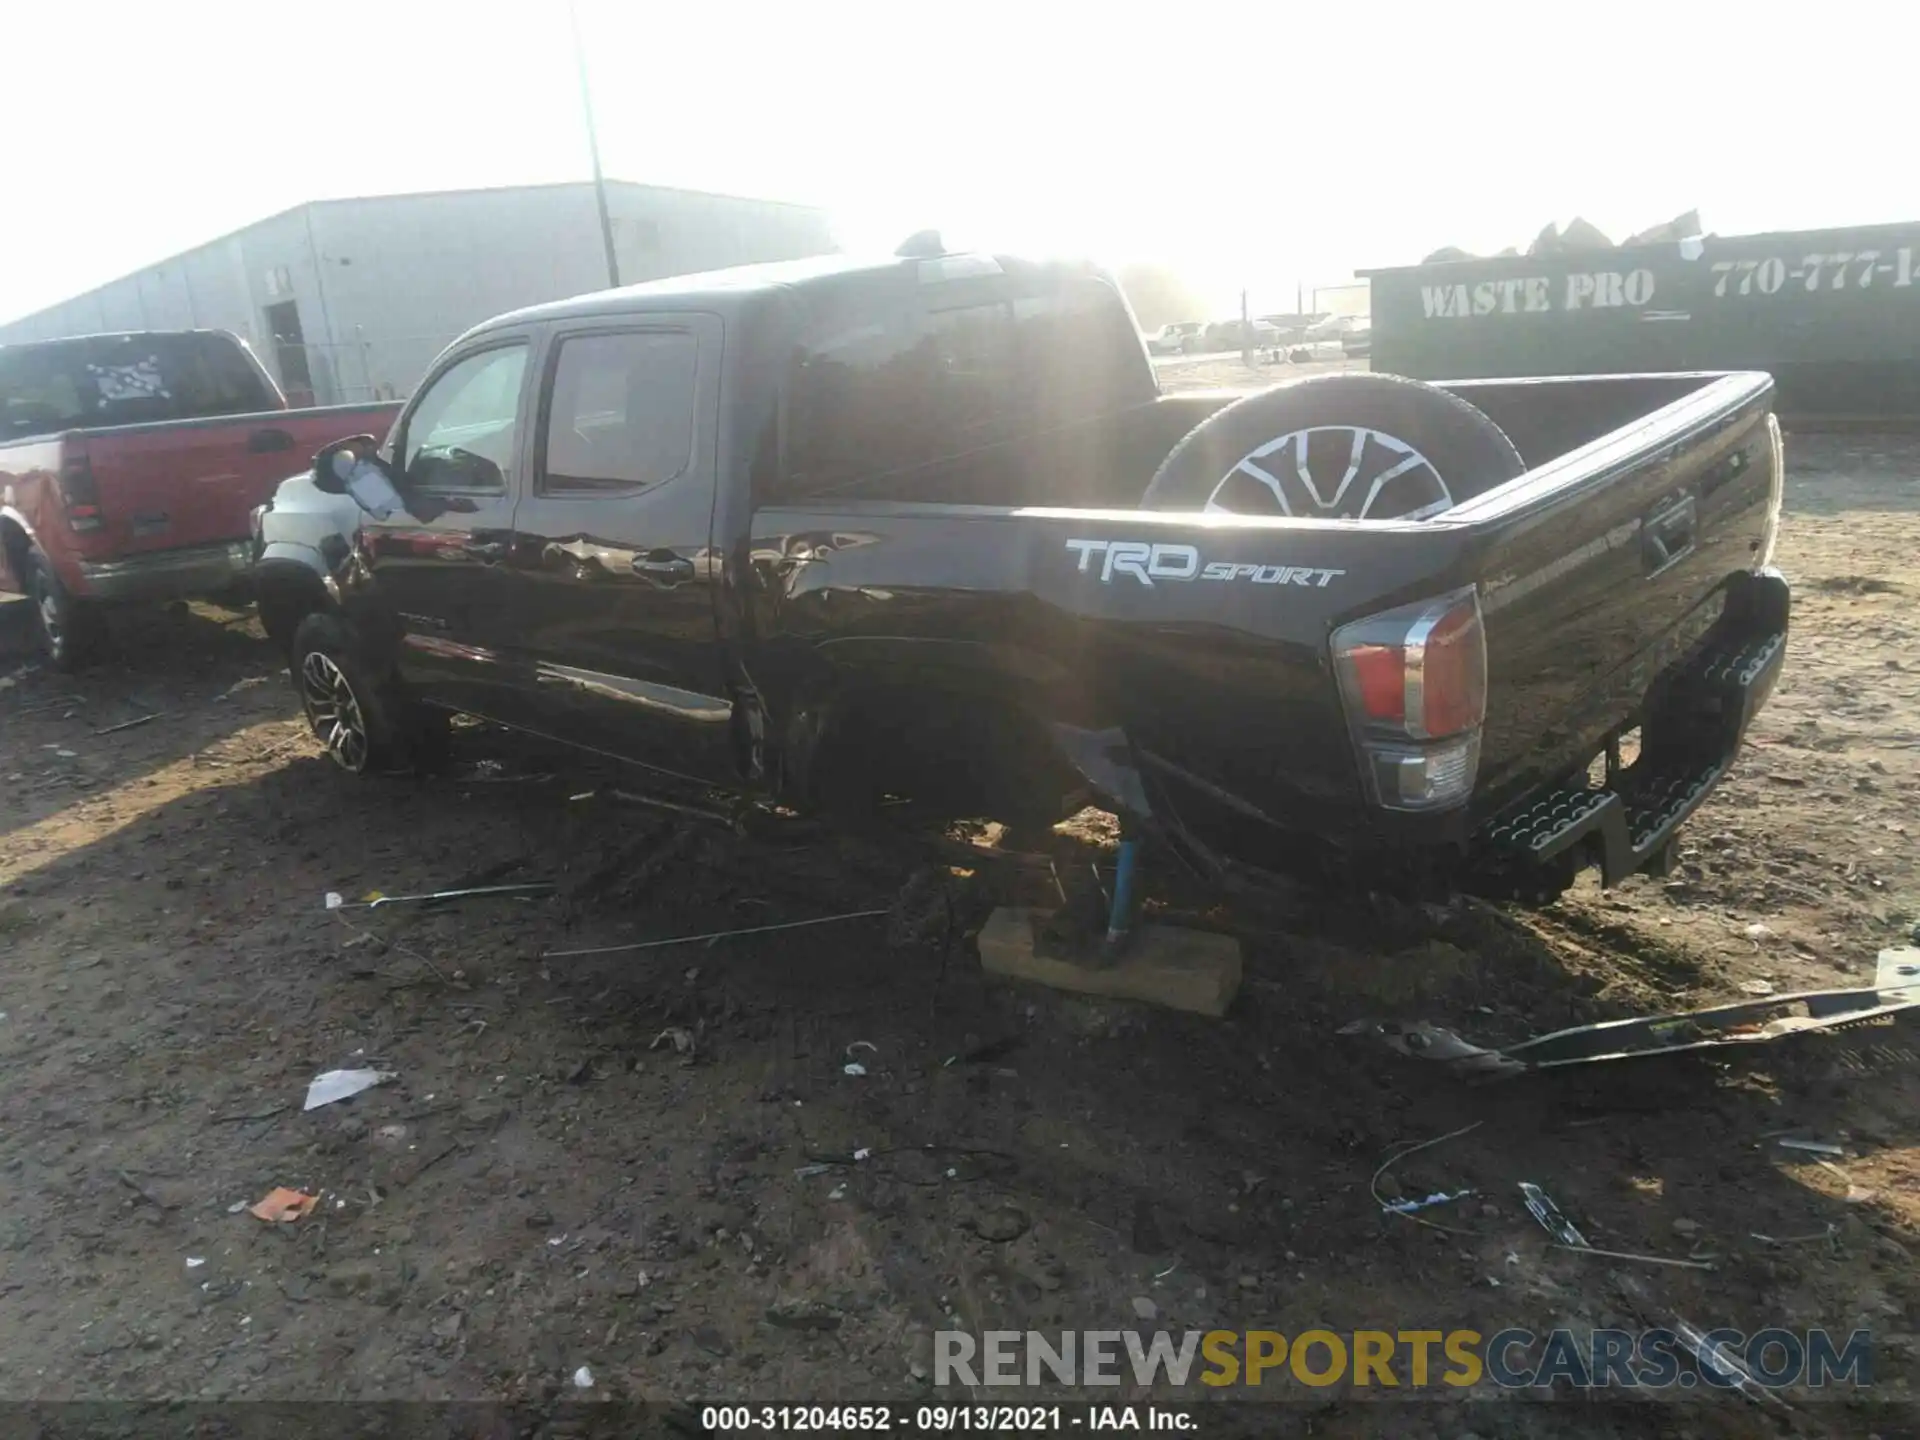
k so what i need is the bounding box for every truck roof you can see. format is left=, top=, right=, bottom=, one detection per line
left=0, top=328, right=243, bottom=353
left=465, top=248, right=1114, bottom=342
left=471, top=252, right=890, bottom=335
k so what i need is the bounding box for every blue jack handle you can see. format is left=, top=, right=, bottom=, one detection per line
left=1105, top=838, right=1140, bottom=945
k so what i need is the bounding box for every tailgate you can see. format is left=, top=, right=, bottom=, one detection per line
left=75, top=403, right=400, bottom=556
left=1458, top=373, right=1782, bottom=819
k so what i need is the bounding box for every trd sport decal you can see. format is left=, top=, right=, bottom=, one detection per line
left=1065, top=538, right=1344, bottom=588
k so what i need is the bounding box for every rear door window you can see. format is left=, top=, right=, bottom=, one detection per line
left=781, top=265, right=1151, bottom=498
left=922, top=296, right=1017, bottom=455
left=539, top=331, right=698, bottom=494
left=0, top=333, right=278, bottom=439
left=1009, top=274, right=1156, bottom=421
left=783, top=279, right=1023, bottom=497
left=783, top=283, right=927, bottom=497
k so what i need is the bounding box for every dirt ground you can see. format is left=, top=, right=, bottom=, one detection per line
left=2, top=424, right=1918, bottom=1437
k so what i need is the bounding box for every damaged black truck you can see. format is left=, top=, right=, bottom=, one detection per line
left=250, top=242, right=1789, bottom=906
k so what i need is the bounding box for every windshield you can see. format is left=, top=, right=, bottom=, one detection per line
left=0, top=332, right=278, bottom=441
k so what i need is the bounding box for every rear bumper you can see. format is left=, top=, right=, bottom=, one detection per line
left=76, top=540, right=254, bottom=602
left=1069, top=569, right=1790, bottom=899
left=1471, top=568, right=1790, bottom=892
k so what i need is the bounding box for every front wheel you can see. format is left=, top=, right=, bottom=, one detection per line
left=290, top=611, right=431, bottom=774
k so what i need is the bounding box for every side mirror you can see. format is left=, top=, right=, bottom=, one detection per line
left=311, top=434, right=382, bottom=495
left=313, top=434, right=405, bottom=519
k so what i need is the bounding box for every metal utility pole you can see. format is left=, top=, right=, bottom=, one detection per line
left=569, top=0, right=621, bottom=289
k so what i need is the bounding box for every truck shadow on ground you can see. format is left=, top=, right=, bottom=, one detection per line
left=0, top=601, right=296, bottom=844
left=2, top=719, right=1912, bottom=1414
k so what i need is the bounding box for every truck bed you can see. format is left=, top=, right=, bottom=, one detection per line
left=799, top=372, right=1738, bottom=513
left=1, top=401, right=400, bottom=600
left=748, top=371, right=1784, bottom=889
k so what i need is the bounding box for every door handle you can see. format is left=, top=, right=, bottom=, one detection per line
left=248, top=427, right=296, bottom=453
left=633, top=553, right=696, bottom=587
left=1641, top=495, right=1698, bottom=575
left=463, top=538, right=510, bottom=563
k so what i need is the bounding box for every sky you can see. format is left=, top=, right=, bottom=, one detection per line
left=3, top=0, right=1918, bottom=325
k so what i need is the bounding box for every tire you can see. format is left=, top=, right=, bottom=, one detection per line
left=1141, top=373, right=1527, bottom=521
left=24, top=548, right=105, bottom=671
left=290, top=611, right=421, bottom=775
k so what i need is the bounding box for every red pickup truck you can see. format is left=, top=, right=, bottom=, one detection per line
left=0, top=329, right=400, bottom=667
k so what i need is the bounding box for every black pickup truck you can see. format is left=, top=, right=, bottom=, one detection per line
left=251, top=240, right=1788, bottom=904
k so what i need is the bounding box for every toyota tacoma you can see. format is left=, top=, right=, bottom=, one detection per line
left=250, top=240, right=1789, bottom=904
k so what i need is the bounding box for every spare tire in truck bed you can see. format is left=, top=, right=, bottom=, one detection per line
left=1141, top=372, right=1527, bottom=520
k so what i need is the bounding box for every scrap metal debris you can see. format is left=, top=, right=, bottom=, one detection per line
left=1750, top=1223, right=1840, bottom=1250
left=303, top=1068, right=394, bottom=1111
left=324, top=882, right=553, bottom=911
left=1520, top=1182, right=1716, bottom=1270
left=1383, top=1189, right=1475, bottom=1216
left=1519, top=1182, right=1588, bottom=1247
left=1775, top=1138, right=1846, bottom=1158
left=541, top=908, right=891, bottom=959
left=1875, top=946, right=1920, bottom=989
left=1348, top=954, right=1920, bottom=1080
left=1673, top=1318, right=1790, bottom=1409
left=92, top=711, right=164, bottom=736
left=609, top=787, right=742, bottom=831
left=1370, top=1121, right=1482, bottom=1232
left=1552, top=1242, right=1716, bottom=1271
left=1338, top=1019, right=1527, bottom=1079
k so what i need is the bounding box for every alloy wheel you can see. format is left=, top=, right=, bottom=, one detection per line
left=1205, top=425, right=1454, bottom=521
left=301, top=650, right=371, bottom=772
left=32, top=571, right=63, bottom=658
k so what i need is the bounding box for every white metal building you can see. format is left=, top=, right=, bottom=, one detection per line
left=0, top=182, right=837, bottom=404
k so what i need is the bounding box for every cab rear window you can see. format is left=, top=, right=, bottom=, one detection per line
left=0, top=332, right=278, bottom=440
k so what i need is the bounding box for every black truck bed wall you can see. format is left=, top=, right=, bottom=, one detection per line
left=745, top=373, right=1778, bottom=845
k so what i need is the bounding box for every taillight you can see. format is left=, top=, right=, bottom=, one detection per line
left=58, top=453, right=105, bottom=533
left=1332, top=588, right=1487, bottom=811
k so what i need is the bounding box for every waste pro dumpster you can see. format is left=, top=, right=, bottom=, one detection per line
left=1361, top=221, right=1920, bottom=425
